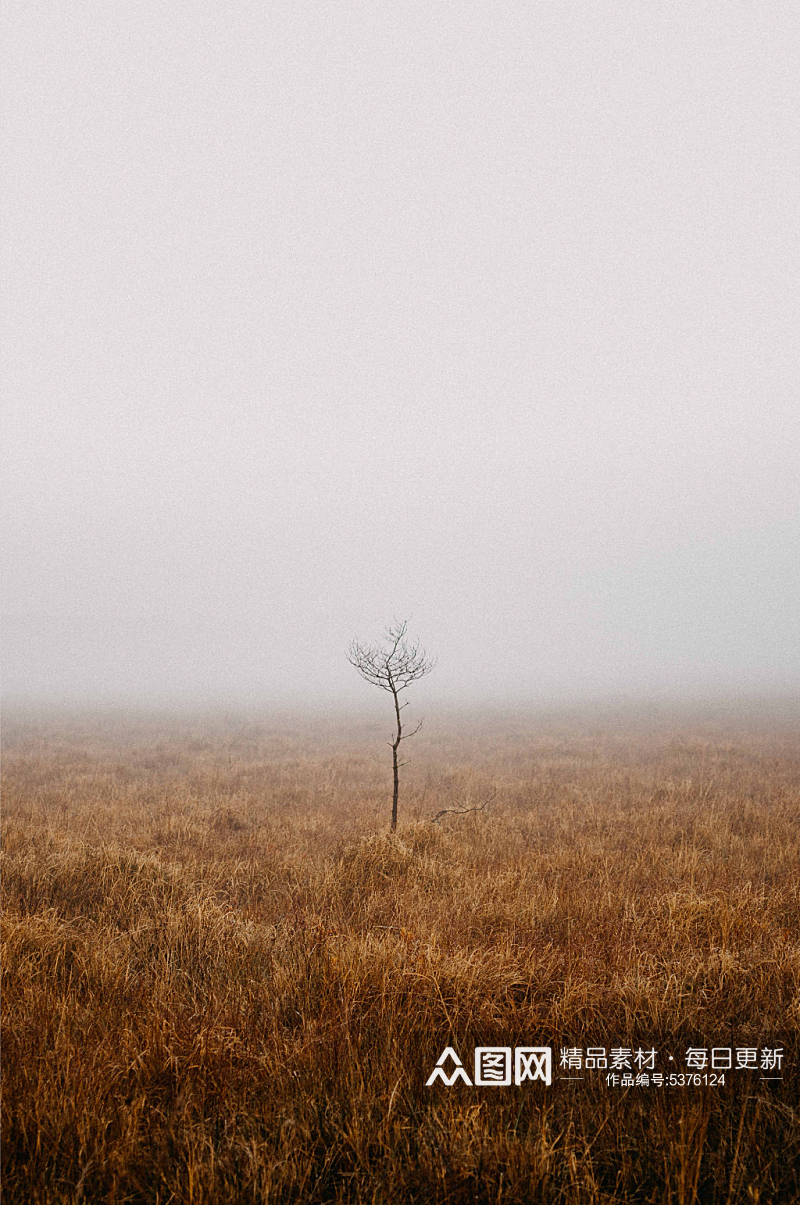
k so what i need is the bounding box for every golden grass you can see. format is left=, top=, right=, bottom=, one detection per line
left=2, top=704, right=799, bottom=1203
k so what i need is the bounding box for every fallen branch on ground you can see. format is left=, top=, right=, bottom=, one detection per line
left=429, top=790, right=496, bottom=824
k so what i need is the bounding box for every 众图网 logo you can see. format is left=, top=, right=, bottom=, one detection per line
left=426, top=1047, right=552, bottom=1087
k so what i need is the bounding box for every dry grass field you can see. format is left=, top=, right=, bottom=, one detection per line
left=2, top=702, right=799, bottom=1203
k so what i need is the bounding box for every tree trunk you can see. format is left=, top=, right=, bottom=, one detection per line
left=390, top=680, right=401, bottom=832
left=391, top=742, right=399, bottom=831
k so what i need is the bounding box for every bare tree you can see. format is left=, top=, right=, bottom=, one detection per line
left=348, top=619, right=435, bottom=832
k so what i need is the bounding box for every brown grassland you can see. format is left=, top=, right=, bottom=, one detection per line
left=2, top=701, right=799, bottom=1203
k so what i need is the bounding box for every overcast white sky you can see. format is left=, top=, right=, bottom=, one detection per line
left=2, top=1, right=798, bottom=707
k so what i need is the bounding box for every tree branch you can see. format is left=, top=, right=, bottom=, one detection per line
left=429, top=790, right=496, bottom=825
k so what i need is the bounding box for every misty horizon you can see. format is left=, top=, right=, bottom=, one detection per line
left=2, top=3, right=798, bottom=710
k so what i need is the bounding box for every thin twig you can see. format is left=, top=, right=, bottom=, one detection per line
left=429, top=790, right=496, bottom=824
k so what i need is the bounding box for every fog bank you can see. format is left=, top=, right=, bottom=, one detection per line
left=3, top=3, right=798, bottom=708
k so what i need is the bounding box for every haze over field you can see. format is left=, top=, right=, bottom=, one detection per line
left=2, top=2, right=798, bottom=707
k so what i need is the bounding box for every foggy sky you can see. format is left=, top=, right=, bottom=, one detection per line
left=2, top=2, right=799, bottom=707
